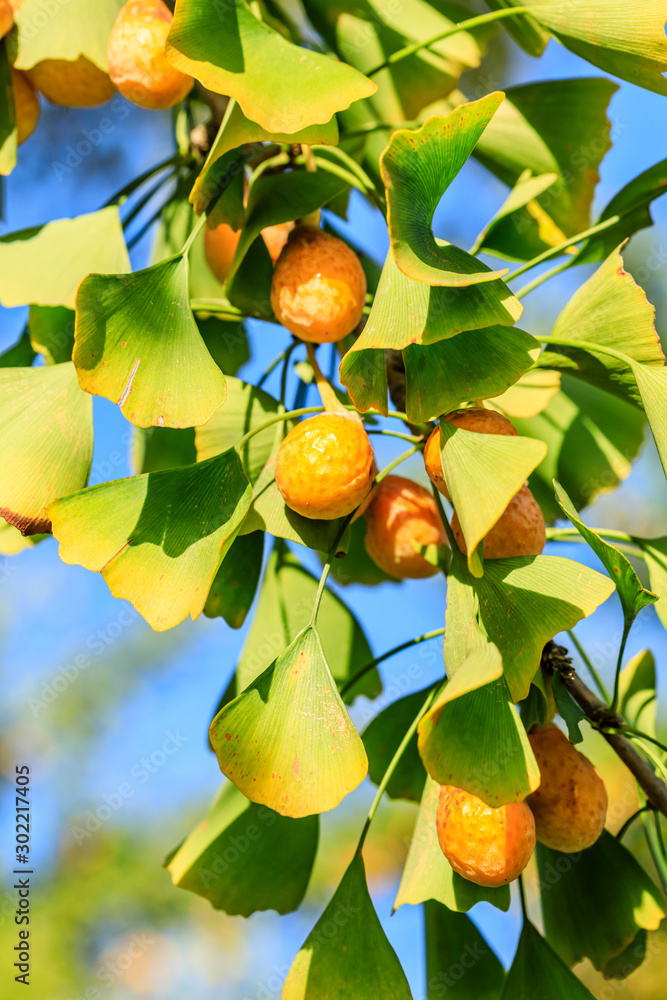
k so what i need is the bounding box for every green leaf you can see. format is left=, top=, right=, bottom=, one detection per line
left=481, top=0, right=549, bottom=56
left=500, top=920, right=596, bottom=999
left=0, top=208, right=130, bottom=309
left=330, top=515, right=400, bottom=587
left=537, top=832, right=665, bottom=977
left=513, top=376, right=646, bottom=521
left=210, top=625, right=368, bottom=817
left=551, top=672, right=586, bottom=745
left=418, top=674, right=541, bottom=806
left=363, top=688, right=429, bottom=803
left=472, top=79, right=617, bottom=258
left=11, top=0, right=122, bottom=71
left=395, top=776, right=511, bottom=913
left=166, top=0, right=376, bottom=134
left=191, top=99, right=339, bottom=214
left=203, top=530, right=264, bottom=629
left=29, top=306, right=75, bottom=364
left=638, top=539, right=667, bottom=631
left=553, top=481, right=658, bottom=625
left=48, top=448, right=252, bottom=632
left=227, top=543, right=379, bottom=705
left=344, top=248, right=522, bottom=351
left=490, top=368, right=561, bottom=420
left=628, top=362, right=667, bottom=479
left=617, top=649, right=656, bottom=735
left=0, top=329, right=36, bottom=368
left=0, top=363, right=92, bottom=535
left=474, top=170, right=558, bottom=261
left=522, top=0, right=667, bottom=97
left=196, top=317, right=250, bottom=377
left=439, top=420, right=547, bottom=572
left=131, top=426, right=197, bottom=476
left=445, top=556, right=615, bottom=701
left=540, top=247, right=664, bottom=407
left=195, top=376, right=282, bottom=484
left=74, top=256, right=227, bottom=428
left=0, top=520, right=47, bottom=555
left=0, top=40, right=17, bottom=177
left=381, top=94, right=510, bottom=285
left=424, top=900, right=505, bottom=1000
left=166, top=780, right=318, bottom=916
left=284, top=851, right=412, bottom=999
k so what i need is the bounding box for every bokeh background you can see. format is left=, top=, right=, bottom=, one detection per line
left=2, top=11, right=667, bottom=1000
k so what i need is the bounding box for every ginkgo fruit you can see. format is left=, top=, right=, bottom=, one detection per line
left=437, top=785, right=536, bottom=887
left=526, top=724, right=608, bottom=852
left=107, top=0, right=193, bottom=110
left=27, top=56, right=116, bottom=107
left=12, top=69, right=40, bottom=145
left=0, top=0, right=13, bottom=38
left=364, top=475, right=447, bottom=579
left=451, top=484, right=546, bottom=559
left=275, top=412, right=374, bottom=520
left=262, top=220, right=294, bottom=263
left=204, top=223, right=241, bottom=285
left=271, top=226, right=366, bottom=343
left=424, top=408, right=518, bottom=500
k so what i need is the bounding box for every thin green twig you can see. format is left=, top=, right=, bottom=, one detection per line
left=506, top=215, right=620, bottom=283
left=340, top=628, right=446, bottom=699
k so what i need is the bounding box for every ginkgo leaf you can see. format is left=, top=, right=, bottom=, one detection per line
left=554, top=481, right=658, bottom=624
left=0, top=40, right=16, bottom=177
left=48, top=448, right=252, bottom=632
left=29, top=306, right=76, bottom=365
left=0, top=208, right=129, bottom=309
left=166, top=0, right=376, bottom=134
left=74, top=255, right=227, bottom=428
left=482, top=0, right=549, bottom=56
left=0, top=520, right=47, bottom=555
left=209, top=626, right=368, bottom=817
left=203, top=530, right=264, bottom=629
left=637, top=538, right=667, bottom=631
left=11, top=0, right=121, bottom=71
left=490, top=369, right=561, bottom=419
left=395, top=776, right=511, bottom=913
left=424, top=901, right=506, bottom=1000
left=381, top=94, right=509, bottom=285
left=191, top=99, right=339, bottom=214
left=473, top=169, right=558, bottom=260
left=0, top=363, right=92, bottom=535
left=617, top=649, right=656, bottom=735
left=166, top=780, right=318, bottom=917
left=438, top=420, right=547, bottom=572
left=537, top=833, right=666, bottom=978
left=500, top=920, right=596, bottom=999
left=363, top=687, right=431, bottom=803
left=283, top=851, right=412, bottom=999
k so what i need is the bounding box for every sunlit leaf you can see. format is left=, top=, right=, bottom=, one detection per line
left=131, top=426, right=197, bottom=476
left=424, top=900, right=505, bottom=1000
left=395, top=776, right=511, bottom=913
left=0, top=520, right=47, bottom=555
left=28, top=305, right=76, bottom=365
left=0, top=208, right=129, bottom=309
left=0, top=363, right=92, bottom=535
left=482, top=0, right=549, bottom=56
left=48, top=448, right=252, bottom=632
left=490, top=369, right=561, bottom=419
left=11, top=0, right=121, bottom=71
left=167, top=780, right=318, bottom=916
left=617, top=649, right=656, bottom=735
left=283, top=851, right=412, bottom=999
left=363, top=687, right=430, bottom=803
left=203, top=530, right=264, bottom=629
left=74, top=256, right=227, bottom=428
left=166, top=0, right=376, bottom=134
left=537, top=833, right=665, bottom=977
left=210, top=625, right=368, bottom=817
left=0, top=40, right=16, bottom=176
left=500, top=920, right=596, bottom=999
left=474, top=169, right=558, bottom=261
left=636, top=537, right=667, bottom=632
left=381, top=94, right=509, bottom=285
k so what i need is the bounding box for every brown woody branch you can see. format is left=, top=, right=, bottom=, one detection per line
left=543, top=642, right=667, bottom=820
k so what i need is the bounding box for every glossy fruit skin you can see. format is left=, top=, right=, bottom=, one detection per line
left=0, top=0, right=13, bottom=39
left=204, top=223, right=241, bottom=285
left=108, top=0, right=193, bottom=110
left=424, top=408, right=518, bottom=500
left=452, top=484, right=546, bottom=559
left=27, top=56, right=116, bottom=107
left=11, top=69, right=39, bottom=145
left=527, top=724, right=608, bottom=852
left=275, top=412, right=374, bottom=520
left=271, top=226, right=366, bottom=343
left=364, top=475, right=447, bottom=579
left=437, top=785, right=536, bottom=887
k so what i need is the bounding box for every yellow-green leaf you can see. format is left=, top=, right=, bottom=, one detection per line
left=11, top=0, right=122, bottom=71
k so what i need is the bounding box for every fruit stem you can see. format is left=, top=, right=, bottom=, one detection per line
left=310, top=512, right=357, bottom=627
left=366, top=428, right=424, bottom=444
left=518, top=874, right=528, bottom=919
left=305, top=343, right=347, bottom=413
left=505, top=214, right=621, bottom=282
left=514, top=257, right=575, bottom=299
left=181, top=212, right=208, bottom=256
left=356, top=687, right=437, bottom=852
left=340, top=628, right=446, bottom=698
left=611, top=619, right=633, bottom=714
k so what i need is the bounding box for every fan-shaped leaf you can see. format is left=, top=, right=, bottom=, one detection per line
left=74, top=256, right=227, bottom=428
left=500, top=920, right=596, bottom=999
left=637, top=538, right=667, bottom=632
left=11, top=0, right=121, bottom=71
left=166, top=0, right=376, bottom=134
left=203, top=530, right=264, bottom=629
left=381, top=94, right=509, bottom=285
left=424, top=900, right=505, bottom=1000
left=48, top=448, right=252, bottom=632
left=210, top=625, right=368, bottom=817
left=166, top=781, right=318, bottom=916
left=395, top=776, right=511, bottom=913
left=474, top=170, right=558, bottom=261
left=29, top=306, right=75, bottom=364
left=482, top=0, right=549, bottom=56
left=363, top=687, right=430, bottom=803
left=0, top=41, right=16, bottom=177
left=0, top=208, right=129, bottom=309
left=0, top=363, right=92, bottom=535
left=618, top=649, right=656, bottom=734
left=283, top=851, right=412, bottom=999
left=490, top=369, right=561, bottom=419
left=0, top=520, right=47, bottom=555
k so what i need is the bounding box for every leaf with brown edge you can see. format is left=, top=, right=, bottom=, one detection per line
left=0, top=363, right=92, bottom=536
left=209, top=625, right=368, bottom=817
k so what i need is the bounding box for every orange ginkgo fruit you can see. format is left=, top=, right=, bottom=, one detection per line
left=423, top=408, right=518, bottom=501
left=527, top=724, right=608, bottom=852
left=275, top=412, right=374, bottom=520
left=0, top=0, right=13, bottom=38
left=451, top=484, right=546, bottom=559
left=437, top=784, right=536, bottom=887
left=11, top=70, right=40, bottom=145
left=107, top=0, right=193, bottom=110
left=204, top=223, right=241, bottom=285
left=27, top=56, right=116, bottom=107
left=364, top=475, right=447, bottom=579
left=271, top=226, right=366, bottom=343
